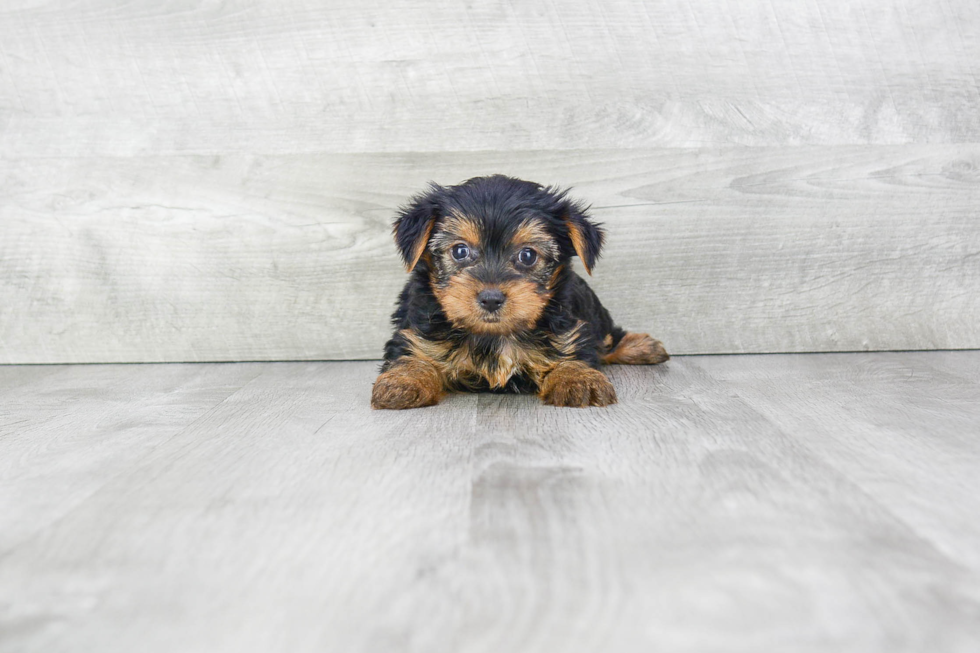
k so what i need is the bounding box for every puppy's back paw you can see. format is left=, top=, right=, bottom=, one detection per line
left=602, top=332, right=669, bottom=365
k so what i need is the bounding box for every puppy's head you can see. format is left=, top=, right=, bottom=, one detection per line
left=393, top=175, right=604, bottom=336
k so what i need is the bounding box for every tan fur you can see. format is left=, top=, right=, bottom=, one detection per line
left=601, top=332, right=670, bottom=365
left=406, top=219, right=435, bottom=272
left=512, top=220, right=552, bottom=247
left=401, top=328, right=571, bottom=391
left=566, top=220, right=592, bottom=275
left=431, top=273, right=483, bottom=330
left=551, top=320, right=584, bottom=358
left=539, top=360, right=617, bottom=407
left=433, top=275, right=551, bottom=336
left=399, top=329, right=454, bottom=363
left=371, top=357, right=445, bottom=409
left=495, top=278, right=551, bottom=333
left=443, top=211, right=482, bottom=247
left=547, top=265, right=564, bottom=290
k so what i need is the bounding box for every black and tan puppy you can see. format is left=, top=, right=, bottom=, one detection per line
left=372, top=175, right=668, bottom=409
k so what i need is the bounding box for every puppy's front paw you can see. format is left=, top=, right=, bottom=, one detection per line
left=371, top=360, right=443, bottom=410
left=539, top=362, right=617, bottom=408
left=602, top=332, right=669, bottom=365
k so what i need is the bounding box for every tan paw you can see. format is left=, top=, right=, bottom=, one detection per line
left=601, top=332, right=669, bottom=365
left=539, top=362, right=617, bottom=407
left=371, top=360, right=443, bottom=410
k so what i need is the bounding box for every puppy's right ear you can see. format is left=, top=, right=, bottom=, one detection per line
left=393, top=184, right=443, bottom=272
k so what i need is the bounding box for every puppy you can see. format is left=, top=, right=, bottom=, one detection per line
left=371, top=175, right=668, bottom=409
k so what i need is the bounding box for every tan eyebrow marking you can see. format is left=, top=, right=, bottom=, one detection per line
left=511, top=219, right=552, bottom=247
left=441, top=211, right=482, bottom=247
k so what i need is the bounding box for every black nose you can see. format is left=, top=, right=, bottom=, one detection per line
left=477, top=289, right=506, bottom=313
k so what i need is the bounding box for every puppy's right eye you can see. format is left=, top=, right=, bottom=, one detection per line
left=451, top=244, right=470, bottom=261
left=517, top=247, right=538, bottom=266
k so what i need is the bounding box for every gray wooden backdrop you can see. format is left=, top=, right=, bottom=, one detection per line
left=1, top=0, right=978, bottom=363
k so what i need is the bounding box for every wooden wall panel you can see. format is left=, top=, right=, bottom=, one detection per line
left=1, top=1, right=978, bottom=362
left=1, top=0, right=979, bottom=156
left=2, top=147, right=977, bottom=362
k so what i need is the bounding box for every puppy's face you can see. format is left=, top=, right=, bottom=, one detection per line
left=393, top=175, right=604, bottom=337
left=427, top=211, right=560, bottom=335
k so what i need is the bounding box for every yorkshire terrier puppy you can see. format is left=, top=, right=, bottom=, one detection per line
left=372, top=175, right=668, bottom=409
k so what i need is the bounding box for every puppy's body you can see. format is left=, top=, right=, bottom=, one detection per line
left=372, top=175, right=668, bottom=409
left=385, top=264, right=620, bottom=394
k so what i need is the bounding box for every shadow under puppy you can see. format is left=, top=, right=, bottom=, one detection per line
left=372, top=175, right=668, bottom=409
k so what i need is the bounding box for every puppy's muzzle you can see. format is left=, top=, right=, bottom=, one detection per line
left=477, top=289, right=506, bottom=313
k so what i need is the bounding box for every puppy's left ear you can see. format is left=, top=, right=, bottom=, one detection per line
left=561, top=201, right=605, bottom=275
left=393, top=184, right=443, bottom=272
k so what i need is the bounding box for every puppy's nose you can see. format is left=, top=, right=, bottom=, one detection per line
left=477, top=289, right=506, bottom=313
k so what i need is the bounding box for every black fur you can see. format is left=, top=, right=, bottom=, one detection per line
left=382, top=175, right=626, bottom=394
left=392, top=184, right=443, bottom=269
left=393, top=176, right=603, bottom=272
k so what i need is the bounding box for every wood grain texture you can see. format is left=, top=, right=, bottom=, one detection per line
left=2, top=353, right=980, bottom=652
left=0, top=362, right=263, bottom=555
left=2, top=146, right=978, bottom=362
left=1, top=0, right=979, bottom=156
left=2, top=0, right=979, bottom=361
left=697, top=352, right=980, bottom=570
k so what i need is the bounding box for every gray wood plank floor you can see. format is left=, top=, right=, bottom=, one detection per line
left=1, top=353, right=979, bottom=652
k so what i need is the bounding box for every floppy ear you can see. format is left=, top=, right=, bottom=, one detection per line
left=393, top=184, right=443, bottom=272
left=561, top=201, right=604, bottom=275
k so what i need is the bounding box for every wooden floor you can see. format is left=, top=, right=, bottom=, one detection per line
left=2, top=352, right=979, bottom=652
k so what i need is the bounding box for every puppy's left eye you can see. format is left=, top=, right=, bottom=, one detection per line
left=517, top=247, right=537, bottom=266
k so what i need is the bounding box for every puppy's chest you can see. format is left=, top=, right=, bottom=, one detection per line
left=444, top=338, right=553, bottom=391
